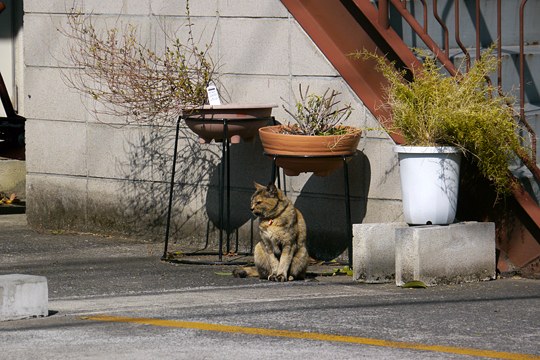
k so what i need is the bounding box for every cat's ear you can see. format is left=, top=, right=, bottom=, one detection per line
left=254, top=182, right=266, bottom=191
left=266, top=183, right=279, bottom=196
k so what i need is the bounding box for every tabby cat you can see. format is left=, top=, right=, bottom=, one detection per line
left=233, top=182, right=309, bottom=281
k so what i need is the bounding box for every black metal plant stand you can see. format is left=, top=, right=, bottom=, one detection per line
left=162, top=115, right=273, bottom=265
left=266, top=154, right=354, bottom=267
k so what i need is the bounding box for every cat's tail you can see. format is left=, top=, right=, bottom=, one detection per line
left=232, top=266, right=259, bottom=278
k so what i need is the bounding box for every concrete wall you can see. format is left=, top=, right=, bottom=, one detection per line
left=23, top=0, right=403, bottom=260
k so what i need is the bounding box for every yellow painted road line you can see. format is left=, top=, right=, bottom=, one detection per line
left=84, top=315, right=539, bottom=360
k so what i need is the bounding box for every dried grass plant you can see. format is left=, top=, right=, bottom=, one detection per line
left=353, top=47, right=526, bottom=197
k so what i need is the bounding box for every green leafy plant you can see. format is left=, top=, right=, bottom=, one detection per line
left=280, top=85, right=358, bottom=136
left=353, top=48, right=526, bottom=197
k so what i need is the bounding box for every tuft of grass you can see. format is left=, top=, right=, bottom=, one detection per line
left=353, top=47, right=526, bottom=198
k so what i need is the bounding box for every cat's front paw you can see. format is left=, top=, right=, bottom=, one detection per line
left=268, top=274, right=278, bottom=282
left=276, top=273, right=288, bottom=282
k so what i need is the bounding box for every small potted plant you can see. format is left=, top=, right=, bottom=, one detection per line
left=354, top=47, right=525, bottom=225
left=258, top=85, right=362, bottom=176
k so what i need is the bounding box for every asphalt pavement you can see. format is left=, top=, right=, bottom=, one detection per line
left=0, top=214, right=539, bottom=359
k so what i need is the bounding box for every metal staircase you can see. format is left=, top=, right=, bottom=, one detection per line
left=281, top=0, right=540, bottom=276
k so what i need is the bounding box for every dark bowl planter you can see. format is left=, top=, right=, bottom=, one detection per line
left=183, top=104, right=277, bottom=144
left=258, top=125, right=362, bottom=176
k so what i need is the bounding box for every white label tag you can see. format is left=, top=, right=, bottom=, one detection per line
left=207, top=83, right=221, bottom=105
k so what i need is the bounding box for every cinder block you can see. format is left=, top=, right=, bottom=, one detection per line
left=290, top=23, right=338, bottom=76
left=0, top=274, right=48, bottom=321
left=217, top=0, right=289, bottom=18
left=219, top=18, right=290, bottom=75
left=25, top=67, right=85, bottom=122
left=25, top=120, right=86, bottom=176
left=395, top=222, right=496, bottom=286
left=353, top=223, right=408, bottom=283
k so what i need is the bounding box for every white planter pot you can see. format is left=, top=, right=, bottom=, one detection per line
left=394, top=146, right=461, bottom=225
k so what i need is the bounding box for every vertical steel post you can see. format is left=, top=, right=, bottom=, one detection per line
left=475, top=0, right=481, bottom=60
left=226, top=119, right=231, bottom=255
left=218, top=119, right=227, bottom=261
left=162, top=116, right=183, bottom=260
left=343, top=156, right=353, bottom=268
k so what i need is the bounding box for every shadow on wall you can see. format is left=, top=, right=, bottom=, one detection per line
left=121, top=123, right=221, bottom=242
left=121, top=123, right=273, bottom=246
left=294, top=151, right=371, bottom=261
left=204, top=146, right=371, bottom=259
left=204, top=138, right=274, bottom=252
left=120, top=123, right=370, bottom=261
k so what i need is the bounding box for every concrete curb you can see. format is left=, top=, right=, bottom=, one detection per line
left=0, top=274, right=48, bottom=321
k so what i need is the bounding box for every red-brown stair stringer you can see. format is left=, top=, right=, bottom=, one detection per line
left=280, top=0, right=424, bottom=144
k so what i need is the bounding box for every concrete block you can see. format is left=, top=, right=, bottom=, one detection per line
left=0, top=274, right=48, bottom=321
left=26, top=174, right=88, bottom=231
left=150, top=16, right=217, bottom=65
left=83, top=0, right=151, bottom=15
left=360, top=139, right=402, bottom=200
left=24, top=14, right=68, bottom=67
left=151, top=0, right=217, bottom=16
left=290, top=23, right=338, bottom=76
left=219, top=74, right=288, bottom=112
left=353, top=223, right=408, bottom=283
left=24, top=67, right=85, bottom=122
left=219, top=18, right=289, bottom=75
left=217, top=0, right=289, bottom=18
left=24, top=0, right=69, bottom=14
left=86, top=123, right=141, bottom=180
left=395, top=222, right=496, bottom=286
left=25, top=120, right=87, bottom=176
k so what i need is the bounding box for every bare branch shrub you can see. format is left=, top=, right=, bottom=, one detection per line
left=281, top=85, right=354, bottom=136
left=58, top=6, right=218, bottom=125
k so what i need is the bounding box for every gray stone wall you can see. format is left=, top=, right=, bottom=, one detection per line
left=23, top=0, right=403, bottom=260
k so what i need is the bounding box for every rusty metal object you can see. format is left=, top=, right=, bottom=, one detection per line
left=280, top=0, right=420, bottom=144
left=387, top=0, right=457, bottom=75
left=432, top=0, right=449, bottom=57
left=378, top=0, right=389, bottom=29
left=0, top=72, right=16, bottom=118
left=419, top=0, right=428, bottom=32
left=517, top=1, right=536, bottom=164
left=280, top=0, right=540, bottom=272
left=454, top=0, right=471, bottom=70
left=497, top=0, right=502, bottom=91
left=475, top=0, right=481, bottom=60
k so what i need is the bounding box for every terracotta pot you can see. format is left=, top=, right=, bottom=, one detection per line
left=183, top=104, right=277, bottom=144
left=258, top=125, right=361, bottom=176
